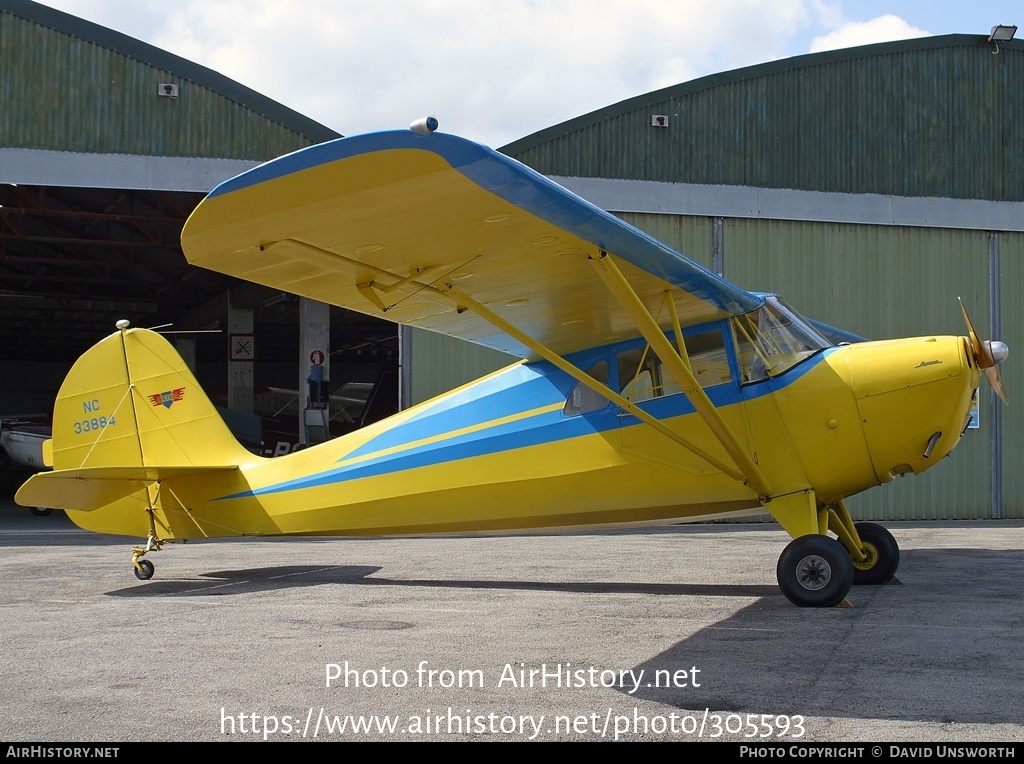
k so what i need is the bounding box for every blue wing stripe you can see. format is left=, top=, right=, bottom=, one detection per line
left=208, top=131, right=762, bottom=315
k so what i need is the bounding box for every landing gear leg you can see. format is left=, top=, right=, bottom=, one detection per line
left=826, top=501, right=901, bottom=585
left=776, top=535, right=853, bottom=607
left=847, top=522, right=900, bottom=585
left=130, top=506, right=164, bottom=580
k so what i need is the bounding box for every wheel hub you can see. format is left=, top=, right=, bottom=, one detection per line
left=796, top=555, right=832, bottom=590
left=853, top=542, right=879, bottom=571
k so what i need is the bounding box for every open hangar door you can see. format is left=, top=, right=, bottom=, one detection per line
left=0, top=182, right=399, bottom=497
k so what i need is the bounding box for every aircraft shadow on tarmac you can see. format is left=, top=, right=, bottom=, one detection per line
left=105, top=563, right=778, bottom=599
left=619, top=547, right=1024, bottom=726
left=102, top=545, right=1024, bottom=725
left=105, top=564, right=385, bottom=597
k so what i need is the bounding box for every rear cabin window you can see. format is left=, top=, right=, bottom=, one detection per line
left=562, top=360, right=609, bottom=416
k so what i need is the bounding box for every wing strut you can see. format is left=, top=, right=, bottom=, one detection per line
left=440, top=285, right=748, bottom=482
left=588, top=252, right=772, bottom=498
left=344, top=248, right=761, bottom=489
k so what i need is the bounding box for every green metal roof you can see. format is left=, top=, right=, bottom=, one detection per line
left=502, top=35, right=1024, bottom=202
left=1, top=0, right=340, bottom=159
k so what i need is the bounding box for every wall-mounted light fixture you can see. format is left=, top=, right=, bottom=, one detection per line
left=988, top=25, right=1017, bottom=53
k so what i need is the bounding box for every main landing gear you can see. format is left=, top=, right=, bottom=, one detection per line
left=777, top=535, right=853, bottom=607
left=776, top=515, right=901, bottom=607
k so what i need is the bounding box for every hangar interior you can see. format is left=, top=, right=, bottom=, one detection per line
left=0, top=0, right=401, bottom=483
left=2, top=0, right=1021, bottom=520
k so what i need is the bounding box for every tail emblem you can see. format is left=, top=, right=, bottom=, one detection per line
left=148, top=388, right=185, bottom=409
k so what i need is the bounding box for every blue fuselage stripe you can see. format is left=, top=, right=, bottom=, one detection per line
left=343, top=364, right=564, bottom=459
left=219, top=350, right=833, bottom=500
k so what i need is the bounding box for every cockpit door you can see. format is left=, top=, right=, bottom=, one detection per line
left=616, top=326, right=750, bottom=473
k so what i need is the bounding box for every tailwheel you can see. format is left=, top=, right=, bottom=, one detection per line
left=130, top=530, right=165, bottom=581
left=850, top=522, right=900, bottom=585
left=133, top=559, right=155, bottom=580
left=777, top=535, right=853, bottom=607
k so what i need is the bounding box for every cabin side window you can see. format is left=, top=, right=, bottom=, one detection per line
left=682, top=329, right=733, bottom=388
left=563, top=360, right=609, bottom=416
left=618, top=329, right=731, bottom=403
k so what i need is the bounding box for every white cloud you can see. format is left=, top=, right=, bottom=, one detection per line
left=810, top=14, right=930, bottom=53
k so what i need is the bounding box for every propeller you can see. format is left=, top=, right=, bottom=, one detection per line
left=959, top=297, right=1009, bottom=405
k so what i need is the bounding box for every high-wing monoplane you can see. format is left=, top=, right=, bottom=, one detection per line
left=15, top=125, right=1009, bottom=607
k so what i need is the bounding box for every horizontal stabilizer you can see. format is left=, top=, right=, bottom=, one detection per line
left=15, top=465, right=238, bottom=512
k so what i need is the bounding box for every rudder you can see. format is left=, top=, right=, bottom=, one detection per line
left=50, top=324, right=255, bottom=470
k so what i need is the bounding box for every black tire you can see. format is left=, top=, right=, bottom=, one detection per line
left=777, top=535, right=854, bottom=607
left=850, top=522, right=900, bottom=585
left=30, top=507, right=52, bottom=516
left=133, top=559, right=155, bottom=580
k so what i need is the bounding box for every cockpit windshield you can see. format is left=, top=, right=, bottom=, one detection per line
left=732, top=296, right=832, bottom=383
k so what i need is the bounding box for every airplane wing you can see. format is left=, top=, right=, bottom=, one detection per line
left=181, top=130, right=763, bottom=359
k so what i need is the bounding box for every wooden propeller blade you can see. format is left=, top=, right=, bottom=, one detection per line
left=959, top=297, right=1008, bottom=405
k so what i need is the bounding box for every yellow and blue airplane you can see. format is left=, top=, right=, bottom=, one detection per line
left=15, top=125, right=1009, bottom=607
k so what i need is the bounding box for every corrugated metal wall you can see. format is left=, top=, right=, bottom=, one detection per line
left=724, top=218, right=1000, bottom=520
left=0, top=10, right=317, bottom=159
left=721, top=220, right=990, bottom=342
left=613, top=212, right=716, bottom=272
left=505, top=36, right=1024, bottom=203
left=406, top=329, right=517, bottom=405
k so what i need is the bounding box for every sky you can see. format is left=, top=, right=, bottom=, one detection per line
left=32, top=0, right=1024, bottom=148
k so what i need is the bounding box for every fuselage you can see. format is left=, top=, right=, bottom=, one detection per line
left=64, top=315, right=981, bottom=542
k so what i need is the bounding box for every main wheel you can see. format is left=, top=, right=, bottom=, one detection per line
left=30, top=507, right=52, bottom=516
left=133, top=559, right=155, bottom=580
left=850, top=522, right=900, bottom=585
left=777, top=535, right=853, bottom=607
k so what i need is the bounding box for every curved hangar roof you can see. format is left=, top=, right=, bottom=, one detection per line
left=0, top=0, right=347, bottom=362
left=0, top=0, right=338, bottom=163
left=502, top=34, right=1024, bottom=203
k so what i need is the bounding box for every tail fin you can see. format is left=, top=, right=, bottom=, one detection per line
left=49, top=324, right=253, bottom=470
left=15, top=324, right=255, bottom=535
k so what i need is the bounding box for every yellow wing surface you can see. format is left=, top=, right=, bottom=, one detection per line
left=181, top=131, right=762, bottom=358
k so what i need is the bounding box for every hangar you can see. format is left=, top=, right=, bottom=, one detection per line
left=0, top=0, right=400, bottom=472
left=2, top=0, right=1020, bottom=520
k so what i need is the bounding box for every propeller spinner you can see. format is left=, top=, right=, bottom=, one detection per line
left=959, top=297, right=1009, bottom=405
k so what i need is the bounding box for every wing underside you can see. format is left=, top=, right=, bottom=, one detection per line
left=181, top=131, right=762, bottom=359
